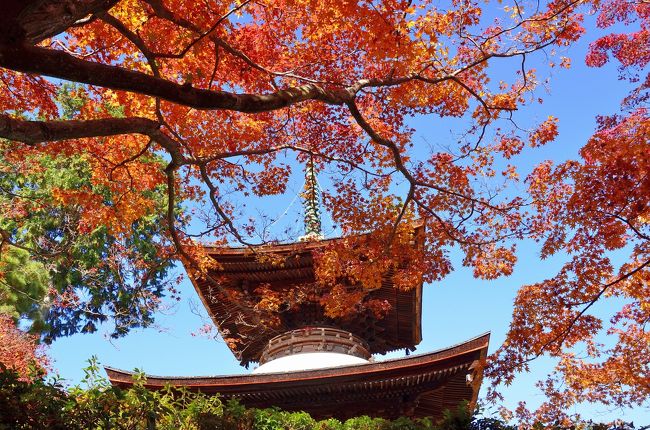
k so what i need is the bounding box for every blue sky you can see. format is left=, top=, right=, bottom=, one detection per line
left=47, top=9, right=649, bottom=426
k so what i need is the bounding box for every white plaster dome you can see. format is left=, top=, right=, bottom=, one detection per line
left=253, top=327, right=371, bottom=374
left=253, top=351, right=369, bottom=374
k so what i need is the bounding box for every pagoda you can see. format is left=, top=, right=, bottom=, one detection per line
left=106, top=161, right=490, bottom=421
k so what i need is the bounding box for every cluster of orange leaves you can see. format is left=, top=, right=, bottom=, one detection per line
left=0, top=314, right=49, bottom=380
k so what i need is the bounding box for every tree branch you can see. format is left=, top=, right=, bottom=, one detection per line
left=1, top=0, right=119, bottom=44
left=0, top=113, right=185, bottom=165
left=0, top=43, right=351, bottom=112
left=0, top=114, right=160, bottom=144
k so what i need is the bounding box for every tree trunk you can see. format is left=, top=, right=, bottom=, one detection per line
left=1, top=0, right=118, bottom=44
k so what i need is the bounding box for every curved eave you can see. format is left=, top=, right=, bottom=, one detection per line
left=105, top=333, right=489, bottom=420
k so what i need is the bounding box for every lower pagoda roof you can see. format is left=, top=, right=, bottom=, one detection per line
left=105, top=333, right=489, bottom=421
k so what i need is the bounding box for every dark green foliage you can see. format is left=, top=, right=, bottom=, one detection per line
left=0, top=363, right=72, bottom=430
left=1, top=83, right=178, bottom=341
left=0, top=150, right=175, bottom=341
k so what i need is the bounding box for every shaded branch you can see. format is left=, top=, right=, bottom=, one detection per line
left=1, top=0, right=119, bottom=45
left=0, top=113, right=185, bottom=164
left=0, top=44, right=352, bottom=112
left=0, top=114, right=160, bottom=144
left=163, top=162, right=254, bottom=318
left=197, top=163, right=257, bottom=247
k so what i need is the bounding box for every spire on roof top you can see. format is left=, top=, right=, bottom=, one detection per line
left=300, top=156, right=323, bottom=241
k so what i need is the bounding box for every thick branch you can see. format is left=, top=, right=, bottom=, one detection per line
left=0, top=114, right=185, bottom=164
left=0, top=44, right=351, bottom=112
left=1, top=0, right=119, bottom=44
left=0, top=114, right=159, bottom=144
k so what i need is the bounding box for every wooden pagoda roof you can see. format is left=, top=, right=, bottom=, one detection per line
left=105, top=333, right=489, bottom=421
left=188, top=223, right=425, bottom=367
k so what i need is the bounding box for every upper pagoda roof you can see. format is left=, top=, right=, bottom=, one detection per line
left=187, top=222, right=426, bottom=367
left=105, top=333, right=489, bottom=421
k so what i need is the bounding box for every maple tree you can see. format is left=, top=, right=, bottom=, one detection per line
left=487, top=0, right=649, bottom=422
left=0, top=0, right=647, bottom=423
left=0, top=314, right=48, bottom=379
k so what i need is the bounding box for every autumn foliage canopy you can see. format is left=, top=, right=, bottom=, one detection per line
left=0, top=0, right=648, bottom=423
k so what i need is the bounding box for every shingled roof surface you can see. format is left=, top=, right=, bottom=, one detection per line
left=106, top=333, right=489, bottom=421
